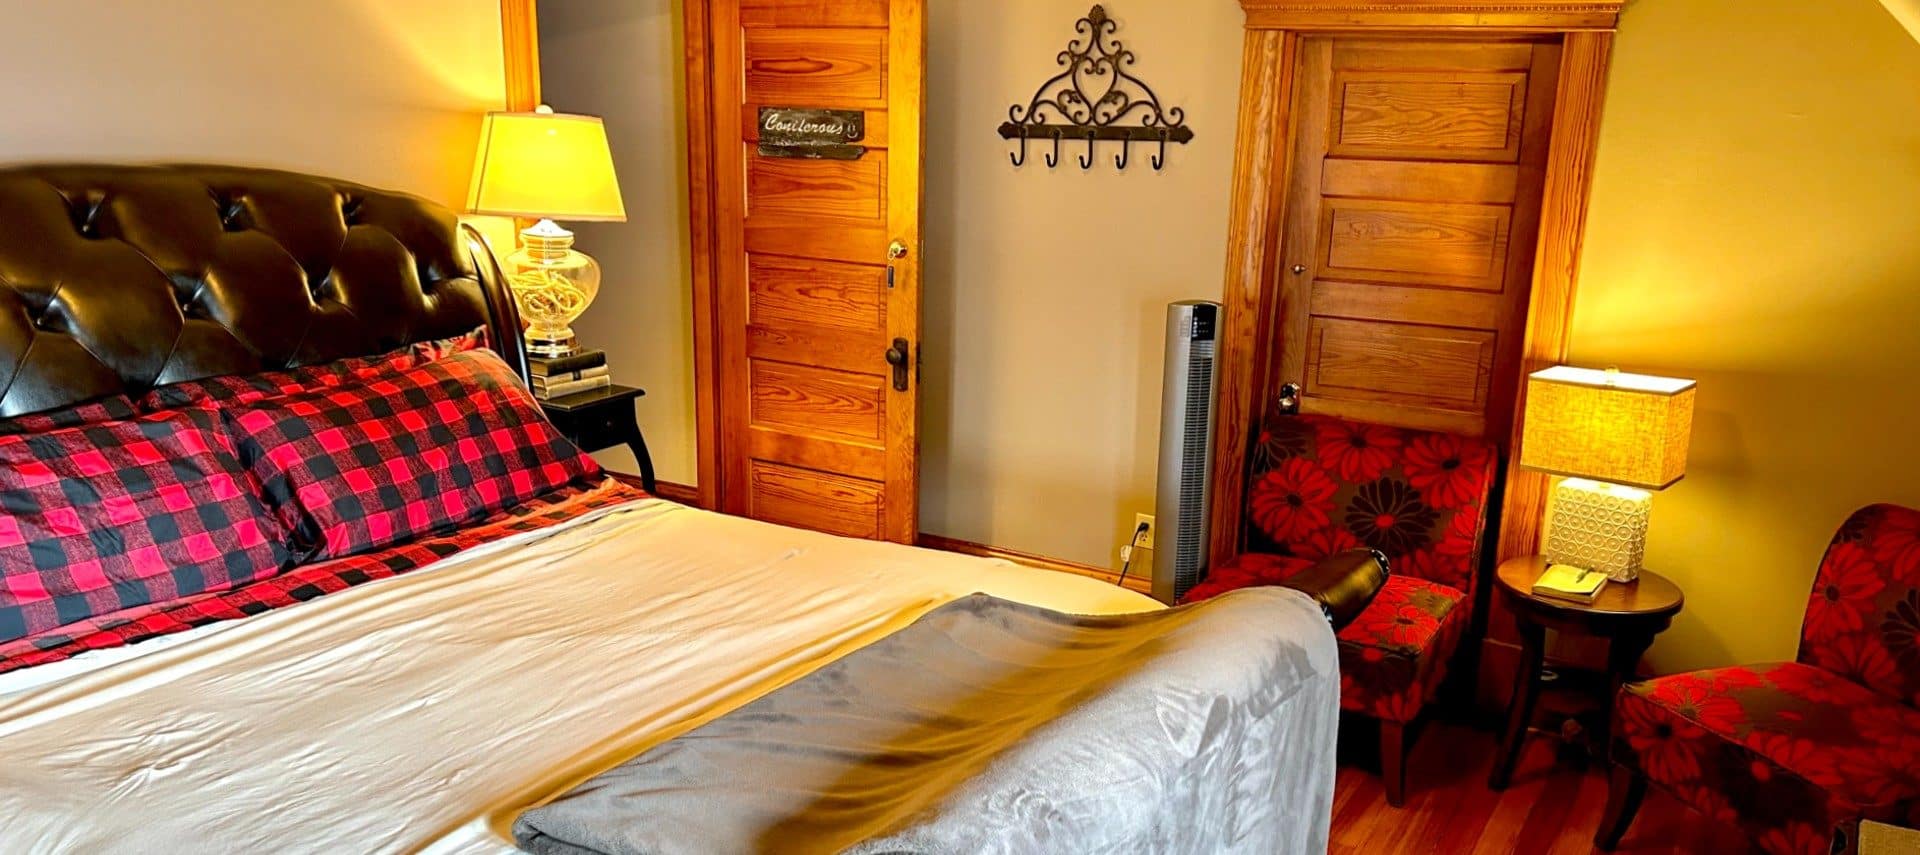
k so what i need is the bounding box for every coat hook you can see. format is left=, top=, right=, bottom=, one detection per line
left=1045, top=130, right=1062, bottom=168
left=1114, top=137, right=1131, bottom=170
left=1010, top=131, right=1028, bottom=167
left=1078, top=131, right=1097, bottom=169
left=1151, top=130, right=1169, bottom=170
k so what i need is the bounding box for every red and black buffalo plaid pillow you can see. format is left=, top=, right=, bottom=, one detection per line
left=223, top=348, right=600, bottom=560
left=0, top=408, right=293, bottom=644
left=0, top=478, right=644, bottom=674
left=0, top=395, right=141, bottom=437
left=139, top=325, right=490, bottom=411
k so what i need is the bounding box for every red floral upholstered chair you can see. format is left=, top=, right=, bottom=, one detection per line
left=1597, top=504, right=1920, bottom=855
left=1184, top=412, right=1497, bottom=806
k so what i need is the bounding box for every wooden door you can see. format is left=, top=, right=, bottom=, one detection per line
left=705, top=0, right=924, bottom=541
left=1271, top=37, right=1559, bottom=440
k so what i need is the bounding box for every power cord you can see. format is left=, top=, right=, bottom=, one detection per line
left=1116, top=521, right=1152, bottom=588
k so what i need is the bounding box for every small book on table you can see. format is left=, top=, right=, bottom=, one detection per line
left=1532, top=564, right=1608, bottom=605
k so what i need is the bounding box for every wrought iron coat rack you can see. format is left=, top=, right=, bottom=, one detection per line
left=998, top=5, right=1194, bottom=172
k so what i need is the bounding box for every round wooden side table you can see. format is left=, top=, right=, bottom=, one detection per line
left=1487, top=555, right=1684, bottom=790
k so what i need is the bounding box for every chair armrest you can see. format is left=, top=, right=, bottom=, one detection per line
left=1281, top=549, right=1390, bottom=630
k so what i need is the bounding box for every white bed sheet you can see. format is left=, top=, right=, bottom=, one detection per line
left=0, top=498, right=1160, bottom=854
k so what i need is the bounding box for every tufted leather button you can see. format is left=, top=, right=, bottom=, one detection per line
left=216, top=196, right=247, bottom=232
left=0, top=165, right=504, bottom=414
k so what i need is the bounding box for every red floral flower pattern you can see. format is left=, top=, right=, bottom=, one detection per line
left=1293, top=525, right=1361, bottom=561
left=1179, top=553, right=1315, bottom=603
left=1345, top=478, right=1437, bottom=555
left=1800, top=505, right=1920, bottom=708
left=1618, top=661, right=1920, bottom=855
left=1314, top=419, right=1401, bottom=483
left=1873, top=506, right=1920, bottom=585
left=1330, top=575, right=1466, bottom=723
left=1615, top=506, right=1920, bottom=855
left=1247, top=457, right=1338, bottom=544
left=1200, top=414, right=1494, bottom=730
left=1803, top=542, right=1885, bottom=638
left=1401, top=432, right=1493, bottom=510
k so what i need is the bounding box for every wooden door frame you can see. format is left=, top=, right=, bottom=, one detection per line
left=1206, top=0, right=1624, bottom=568
left=681, top=0, right=723, bottom=511
left=500, top=0, right=541, bottom=110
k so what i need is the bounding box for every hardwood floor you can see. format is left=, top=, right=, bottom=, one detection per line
left=1331, top=721, right=1759, bottom=854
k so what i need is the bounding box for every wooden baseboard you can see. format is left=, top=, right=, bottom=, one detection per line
left=606, top=472, right=702, bottom=506
left=916, top=533, right=1155, bottom=596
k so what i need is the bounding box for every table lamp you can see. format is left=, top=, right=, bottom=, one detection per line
left=1518, top=366, right=1697, bottom=582
left=466, top=106, right=626, bottom=357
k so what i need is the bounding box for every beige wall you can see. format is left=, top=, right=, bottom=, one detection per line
left=537, top=1, right=697, bottom=484
left=921, top=0, right=1247, bottom=567
left=0, top=1, right=505, bottom=208
left=1572, top=0, right=1920, bottom=671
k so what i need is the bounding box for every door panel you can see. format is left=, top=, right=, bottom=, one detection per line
left=710, top=0, right=923, bottom=542
left=745, top=151, right=886, bottom=219
left=748, top=460, right=884, bottom=538
left=1275, top=37, right=1558, bottom=439
left=743, top=29, right=887, bottom=103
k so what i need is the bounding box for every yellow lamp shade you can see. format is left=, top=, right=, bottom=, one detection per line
left=1518, top=366, right=1696, bottom=490
left=466, top=109, right=626, bottom=222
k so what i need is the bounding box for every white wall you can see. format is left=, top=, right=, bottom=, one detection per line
left=920, top=0, right=1247, bottom=568
left=537, top=0, right=696, bottom=485
left=0, top=0, right=505, bottom=208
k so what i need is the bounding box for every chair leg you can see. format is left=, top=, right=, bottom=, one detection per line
left=1380, top=719, right=1409, bottom=807
left=1594, top=763, right=1647, bottom=851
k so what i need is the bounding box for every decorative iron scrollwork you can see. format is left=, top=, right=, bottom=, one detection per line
left=998, top=5, right=1194, bottom=172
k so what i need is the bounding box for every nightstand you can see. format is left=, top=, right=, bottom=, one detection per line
left=1488, top=555, right=1684, bottom=790
left=539, top=384, right=655, bottom=493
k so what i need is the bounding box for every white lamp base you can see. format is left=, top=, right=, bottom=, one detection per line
left=1544, top=478, right=1652, bottom=583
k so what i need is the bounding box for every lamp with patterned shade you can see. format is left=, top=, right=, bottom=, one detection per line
left=1519, top=366, right=1697, bottom=582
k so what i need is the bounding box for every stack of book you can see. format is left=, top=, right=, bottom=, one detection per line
left=530, top=349, right=610, bottom=400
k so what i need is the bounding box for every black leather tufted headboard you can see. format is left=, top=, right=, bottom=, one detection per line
left=0, top=164, right=525, bottom=417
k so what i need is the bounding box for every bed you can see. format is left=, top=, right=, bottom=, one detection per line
left=0, top=165, right=1338, bottom=854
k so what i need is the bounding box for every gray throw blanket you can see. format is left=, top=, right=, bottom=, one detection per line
left=514, top=588, right=1339, bottom=855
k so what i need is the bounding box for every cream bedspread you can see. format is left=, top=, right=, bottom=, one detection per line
left=0, top=499, right=1158, bottom=854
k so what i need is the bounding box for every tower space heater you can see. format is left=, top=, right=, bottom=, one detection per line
left=1152, top=301, right=1219, bottom=605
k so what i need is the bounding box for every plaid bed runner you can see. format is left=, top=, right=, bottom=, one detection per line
left=0, top=478, right=648, bottom=676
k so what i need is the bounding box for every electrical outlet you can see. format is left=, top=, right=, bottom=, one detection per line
left=1133, top=514, right=1155, bottom=550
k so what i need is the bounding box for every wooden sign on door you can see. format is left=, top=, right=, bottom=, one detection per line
left=758, top=107, right=868, bottom=160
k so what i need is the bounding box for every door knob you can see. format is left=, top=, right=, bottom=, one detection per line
left=1291, top=264, right=1308, bottom=275
left=1278, top=382, right=1302, bottom=414
left=888, top=240, right=909, bottom=260
left=885, top=337, right=911, bottom=392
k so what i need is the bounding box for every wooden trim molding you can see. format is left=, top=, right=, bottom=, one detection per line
left=917, top=534, right=1154, bottom=596
left=1206, top=29, right=1297, bottom=568
left=1239, top=0, right=1623, bottom=31
left=1495, top=30, right=1614, bottom=562
left=500, top=0, right=541, bottom=110
left=681, top=0, right=723, bottom=512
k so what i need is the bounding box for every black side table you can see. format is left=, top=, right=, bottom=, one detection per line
left=540, top=384, right=656, bottom=493
left=1487, top=555, right=1684, bottom=790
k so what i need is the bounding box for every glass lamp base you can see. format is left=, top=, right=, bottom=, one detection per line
left=1544, top=478, right=1653, bottom=582
left=526, top=328, right=579, bottom=358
